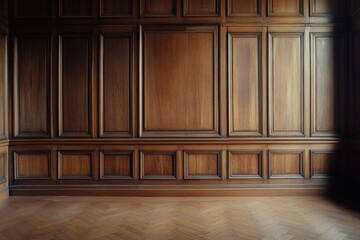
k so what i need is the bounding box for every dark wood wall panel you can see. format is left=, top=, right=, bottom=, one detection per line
left=310, top=151, right=334, bottom=178
left=269, top=151, right=304, bottom=178
left=311, top=31, right=343, bottom=136
left=268, top=0, right=303, bottom=16
left=60, top=0, right=92, bottom=17
left=184, top=0, right=219, bottom=16
left=140, top=0, right=176, bottom=16
left=184, top=151, right=221, bottom=179
left=140, top=151, right=176, bottom=179
left=100, top=151, right=133, bottom=179
left=14, top=151, right=51, bottom=179
left=14, top=36, right=50, bottom=137
left=351, top=0, right=360, bottom=16
left=228, top=32, right=262, bottom=136
left=310, top=0, right=343, bottom=17
left=59, top=34, right=92, bottom=137
left=228, top=0, right=261, bottom=16
left=0, top=153, right=5, bottom=182
left=58, top=151, right=93, bottom=179
left=14, top=0, right=51, bottom=17
left=99, top=33, right=132, bottom=137
left=100, top=0, right=133, bottom=17
left=0, top=33, right=5, bottom=139
left=228, top=151, right=262, bottom=179
left=142, top=26, right=218, bottom=136
left=353, top=31, right=360, bottom=135
left=269, top=31, right=304, bottom=136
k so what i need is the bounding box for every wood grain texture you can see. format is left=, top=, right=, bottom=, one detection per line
left=0, top=33, right=5, bottom=139
left=269, top=151, right=304, bottom=178
left=100, top=0, right=133, bottom=17
left=140, top=0, right=176, bottom=16
left=228, top=151, right=262, bottom=179
left=14, top=36, right=50, bottom=137
left=142, top=26, right=218, bottom=136
left=14, top=0, right=51, bottom=17
left=0, top=152, right=5, bottom=182
left=269, top=31, right=304, bottom=136
left=99, top=33, right=132, bottom=137
left=184, top=151, right=221, bottom=179
left=59, top=34, right=92, bottom=137
left=310, top=151, right=334, bottom=178
left=58, top=151, right=93, bottom=179
left=311, top=32, right=343, bottom=136
left=268, top=0, right=303, bottom=16
left=310, top=0, right=343, bottom=16
left=184, top=0, right=219, bottom=16
left=227, top=0, right=261, bottom=16
left=228, top=32, right=262, bottom=136
left=140, top=151, right=176, bottom=179
left=59, top=0, right=92, bottom=17
left=100, top=151, right=133, bottom=180
left=14, top=151, right=51, bottom=179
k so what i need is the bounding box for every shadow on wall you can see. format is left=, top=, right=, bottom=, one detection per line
left=327, top=143, right=360, bottom=213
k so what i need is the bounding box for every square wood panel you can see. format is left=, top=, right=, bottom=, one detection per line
left=268, top=0, right=304, bottom=16
left=269, top=151, right=304, bottom=179
left=140, top=0, right=176, bottom=17
left=310, top=151, right=335, bottom=178
left=0, top=153, right=5, bottom=182
left=310, top=0, right=343, bottom=17
left=15, top=0, right=51, bottom=17
left=184, top=0, right=219, bottom=16
left=100, top=151, right=134, bottom=180
left=141, top=25, right=219, bottom=137
left=227, top=0, right=261, bottom=16
left=58, top=151, right=93, bottom=180
left=59, top=0, right=92, bottom=17
left=184, top=151, right=221, bottom=179
left=228, top=151, right=262, bottom=179
left=140, top=151, right=176, bottom=179
left=14, top=151, right=51, bottom=180
left=100, top=0, right=133, bottom=17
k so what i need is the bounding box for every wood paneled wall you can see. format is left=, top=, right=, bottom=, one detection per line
left=6, top=0, right=352, bottom=196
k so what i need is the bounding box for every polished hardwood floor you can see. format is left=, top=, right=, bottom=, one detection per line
left=0, top=196, right=359, bottom=240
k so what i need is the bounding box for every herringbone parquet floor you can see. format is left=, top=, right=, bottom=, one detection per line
left=0, top=196, right=359, bottom=240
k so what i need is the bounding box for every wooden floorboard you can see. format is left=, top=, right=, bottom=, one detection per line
left=0, top=196, right=359, bottom=240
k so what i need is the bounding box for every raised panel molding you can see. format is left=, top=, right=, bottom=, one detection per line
left=228, top=151, right=262, bottom=179
left=100, top=151, right=134, bottom=180
left=14, top=35, right=51, bottom=137
left=141, top=25, right=219, bottom=137
left=0, top=33, right=6, bottom=139
left=100, top=0, right=133, bottom=17
left=269, top=31, right=305, bottom=136
left=59, top=0, right=92, bottom=17
left=14, top=151, right=51, bottom=180
left=227, top=0, right=261, bottom=16
left=268, top=0, right=304, bottom=16
left=228, top=32, right=263, bottom=136
left=58, top=151, right=93, bottom=180
left=140, top=0, right=176, bottom=17
left=269, top=150, right=304, bottom=179
left=310, top=0, right=343, bottom=17
left=0, top=153, right=5, bottom=183
left=140, top=151, right=176, bottom=179
left=310, top=151, right=335, bottom=178
left=14, top=0, right=51, bottom=18
left=184, top=0, right=219, bottom=16
left=184, top=151, right=221, bottom=179
left=310, top=31, right=344, bottom=136
left=99, top=33, right=133, bottom=137
left=59, top=34, right=93, bottom=137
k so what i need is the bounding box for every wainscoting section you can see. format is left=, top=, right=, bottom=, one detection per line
left=4, top=0, right=358, bottom=196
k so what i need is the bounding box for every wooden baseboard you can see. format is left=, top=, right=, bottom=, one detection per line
left=9, top=184, right=327, bottom=197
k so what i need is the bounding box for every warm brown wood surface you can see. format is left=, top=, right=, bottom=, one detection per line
left=0, top=196, right=359, bottom=239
